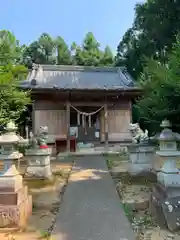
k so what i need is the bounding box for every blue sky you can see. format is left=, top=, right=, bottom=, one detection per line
left=0, top=0, right=143, bottom=53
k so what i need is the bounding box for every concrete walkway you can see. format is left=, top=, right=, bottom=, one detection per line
left=52, top=156, right=135, bottom=240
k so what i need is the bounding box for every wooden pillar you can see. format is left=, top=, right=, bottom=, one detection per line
left=32, top=100, right=35, bottom=134
left=66, top=102, right=70, bottom=152
left=129, top=100, right=132, bottom=122
left=104, top=103, right=108, bottom=150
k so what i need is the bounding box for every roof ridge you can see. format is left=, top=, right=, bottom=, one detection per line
left=32, top=64, right=126, bottom=73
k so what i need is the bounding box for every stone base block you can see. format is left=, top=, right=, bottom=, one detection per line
left=25, top=164, right=52, bottom=179
left=26, top=155, right=50, bottom=166
left=0, top=194, right=32, bottom=228
left=150, top=183, right=180, bottom=231
left=0, top=174, right=23, bottom=192
left=128, top=163, right=152, bottom=176
left=128, top=144, right=155, bottom=164
left=0, top=186, right=28, bottom=205
left=150, top=183, right=167, bottom=228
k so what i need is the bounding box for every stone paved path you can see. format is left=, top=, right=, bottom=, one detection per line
left=52, top=156, right=135, bottom=240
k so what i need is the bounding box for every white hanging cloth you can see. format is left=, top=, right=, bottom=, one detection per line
left=70, top=104, right=104, bottom=116
left=77, top=112, right=80, bottom=125
left=88, top=115, right=91, bottom=127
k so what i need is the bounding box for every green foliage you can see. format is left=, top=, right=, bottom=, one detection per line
left=55, top=36, right=71, bottom=65
left=0, top=64, right=31, bottom=126
left=116, top=0, right=180, bottom=79
left=0, top=30, right=31, bottom=127
left=21, top=31, right=114, bottom=67
left=0, top=30, right=22, bottom=65
left=115, top=0, right=180, bottom=132
left=122, top=203, right=133, bottom=221
left=72, top=32, right=104, bottom=66
left=101, top=46, right=114, bottom=66
left=136, top=34, right=180, bottom=133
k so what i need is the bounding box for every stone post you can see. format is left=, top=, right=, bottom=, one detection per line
left=151, top=120, right=180, bottom=231
left=0, top=121, right=32, bottom=228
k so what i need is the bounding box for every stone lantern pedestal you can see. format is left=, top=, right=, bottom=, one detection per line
left=0, top=121, right=32, bottom=228
left=25, top=126, right=52, bottom=179
left=128, top=142, right=155, bottom=176
left=25, top=148, right=52, bottom=179
left=151, top=120, right=180, bottom=231
left=127, top=123, right=155, bottom=176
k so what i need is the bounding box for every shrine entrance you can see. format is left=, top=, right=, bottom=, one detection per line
left=70, top=105, right=103, bottom=143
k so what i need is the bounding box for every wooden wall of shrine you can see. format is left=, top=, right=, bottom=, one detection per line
left=33, top=99, right=132, bottom=143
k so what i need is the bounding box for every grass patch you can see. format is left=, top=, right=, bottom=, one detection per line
left=24, top=177, right=56, bottom=189
left=106, top=153, right=128, bottom=170
left=114, top=172, right=157, bottom=185
left=122, top=203, right=134, bottom=221
left=38, top=230, right=50, bottom=239
left=122, top=203, right=156, bottom=231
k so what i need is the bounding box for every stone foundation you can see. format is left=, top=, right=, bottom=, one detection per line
left=0, top=167, right=32, bottom=228
left=0, top=194, right=32, bottom=227
left=150, top=183, right=180, bottom=231
left=0, top=181, right=32, bottom=228
left=150, top=183, right=167, bottom=228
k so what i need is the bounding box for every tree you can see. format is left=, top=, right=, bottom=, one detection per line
left=0, top=30, right=22, bottom=65
left=23, top=41, right=46, bottom=65
left=116, top=0, right=180, bottom=79
left=100, top=46, right=114, bottom=66
left=0, top=31, right=31, bottom=126
left=22, top=33, right=56, bottom=66
left=135, top=34, right=180, bottom=133
left=21, top=32, right=114, bottom=67
left=38, top=33, right=55, bottom=63
left=55, top=36, right=71, bottom=65
left=115, top=28, right=144, bottom=79
left=72, top=32, right=104, bottom=66
left=0, top=64, right=30, bottom=126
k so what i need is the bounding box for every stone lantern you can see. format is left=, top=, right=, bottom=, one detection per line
left=158, top=119, right=178, bottom=151
left=151, top=120, right=180, bottom=232
left=0, top=121, right=32, bottom=228
left=154, top=120, right=180, bottom=195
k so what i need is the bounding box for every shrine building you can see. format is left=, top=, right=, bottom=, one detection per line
left=21, top=64, right=141, bottom=152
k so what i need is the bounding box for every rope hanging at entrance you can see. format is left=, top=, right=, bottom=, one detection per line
left=70, top=104, right=104, bottom=127
left=70, top=104, right=105, bottom=116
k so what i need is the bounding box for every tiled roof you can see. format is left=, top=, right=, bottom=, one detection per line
left=20, top=64, right=137, bottom=90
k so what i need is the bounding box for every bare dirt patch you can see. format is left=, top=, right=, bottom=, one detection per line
left=107, top=155, right=180, bottom=240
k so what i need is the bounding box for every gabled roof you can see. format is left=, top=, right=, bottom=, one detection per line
left=21, top=64, right=138, bottom=91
